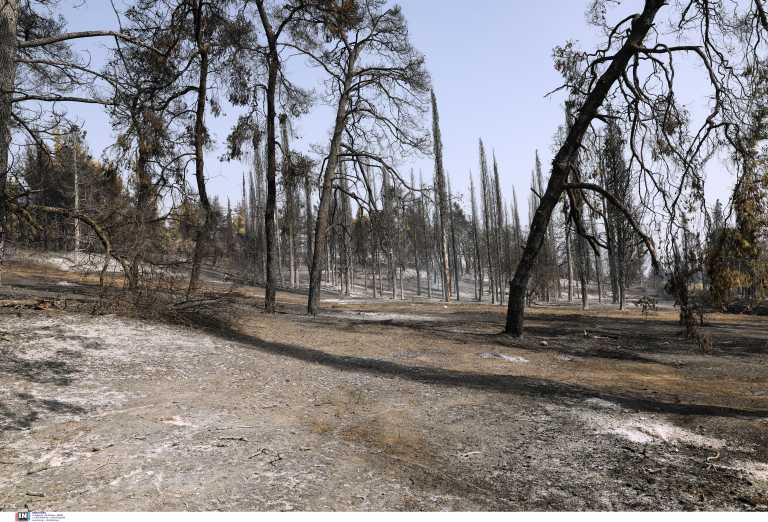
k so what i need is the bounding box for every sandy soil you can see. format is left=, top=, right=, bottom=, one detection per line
left=0, top=261, right=767, bottom=511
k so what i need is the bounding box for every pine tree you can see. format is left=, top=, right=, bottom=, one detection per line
left=470, top=173, right=484, bottom=301
left=431, top=91, right=452, bottom=301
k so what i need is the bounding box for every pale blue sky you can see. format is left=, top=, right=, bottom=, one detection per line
left=55, top=0, right=734, bottom=219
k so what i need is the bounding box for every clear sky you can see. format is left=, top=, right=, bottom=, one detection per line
left=55, top=0, right=734, bottom=220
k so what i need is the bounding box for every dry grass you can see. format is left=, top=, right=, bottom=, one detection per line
left=230, top=294, right=768, bottom=416
left=2, top=263, right=767, bottom=510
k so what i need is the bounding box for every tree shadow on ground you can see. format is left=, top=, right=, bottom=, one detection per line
left=306, top=312, right=679, bottom=367
left=525, top=312, right=768, bottom=358
left=188, top=311, right=768, bottom=420
left=310, top=305, right=768, bottom=362
left=0, top=393, right=86, bottom=433
left=0, top=322, right=86, bottom=433
left=0, top=349, right=77, bottom=386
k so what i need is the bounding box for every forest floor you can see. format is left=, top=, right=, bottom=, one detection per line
left=0, top=260, right=767, bottom=511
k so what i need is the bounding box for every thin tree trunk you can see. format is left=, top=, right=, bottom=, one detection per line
left=591, top=217, right=603, bottom=304
left=187, top=2, right=212, bottom=297
left=307, top=59, right=356, bottom=314
left=279, top=114, right=297, bottom=289
left=422, top=178, right=433, bottom=300
left=276, top=212, right=284, bottom=286
left=426, top=221, right=432, bottom=299
left=493, top=155, right=505, bottom=304
left=254, top=1, right=281, bottom=312
left=578, top=234, right=589, bottom=310
left=470, top=174, right=483, bottom=301
left=341, top=169, right=352, bottom=296
left=448, top=178, right=460, bottom=301
left=604, top=197, right=619, bottom=304
left=618, top=237, right=626, bottom=310
left=251, top=131, right=267, bottom=283
left=304, top=169, right=314, bottom=275
left=129, top=128, right=153, bottom=290
left=479, top=143, right=495, bottom=304
left=377, top=247, right=383, bottom=297
left=431, top=92, right=451, bottom=301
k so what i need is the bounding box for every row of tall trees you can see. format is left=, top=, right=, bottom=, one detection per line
left=1, top=0, right=767, bottom=337
left=0, top=0, right=432, bottom=314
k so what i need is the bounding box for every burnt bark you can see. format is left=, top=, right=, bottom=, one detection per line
left=254, top=0, right=281, bottom=312
left=505, top=0, right=665, bottom=335
left=307, top=55, right=356, bottom=314
left=0, top=0, right=19, bottom=277
left=129, top=126, right=153, bottom=291
left=280, top=113, right=297, bottom=289
left=304, top=167, right=314, bottom=273
left=431, top=91, right=451, bottom=302
left=470, top=174, right=483, bottom=301
left=187, top=0, right=212, bottom=297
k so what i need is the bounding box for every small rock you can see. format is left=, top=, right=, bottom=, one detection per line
left=540, top=340, right=549, bottom=347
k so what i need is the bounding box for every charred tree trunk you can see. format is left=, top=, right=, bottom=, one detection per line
left=187, top=2, right=212, bottom=297
left=603, top=193, right=619, bottom=304
left=340, top=169, right=352, bottom=296
left=304, top=168, right=314, bottom=274
left=617, top=233, right=626, bottom=310
left=424, top=195, right=432, bottom=299
left=493, top=155, right=505, bottom=304
left=470, top=174, right=483, bottom=302
left=505, top=0, right=663, bottom=335
left=0, top=0, right=18, bottom=279
left=412, top=173, right=422, bottom=297
left=279, top=114, right=297, bottom=289
left=431, top=92, right=451, bottom=301
left=129, top=127, right=153, bottom=291
left=448, top=178, right=460, bottom=300
left=479, top=142, right=495, bottom=304
left=250, top=131, right=267, bottom=283
left=307, top=56, right=355, bottom=314
left=591, top=216, right=604, bottom=304
left=254, top=1, right=282, bottom=312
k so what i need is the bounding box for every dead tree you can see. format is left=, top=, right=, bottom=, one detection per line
left=506, top=0, right=768, bottom=334
left=185, top=0, right=213, bottom=297
left=469, top=173, right=483, bottom=301
left=505, top=0, right=666, bottom=335
left=1, top=0, right=173, bottom=286
left=492, top=153, right=506, bottom=304
left=294, top=0, right=430, bottom=315
left=448, top=177, right=460, bottom=300
left=478, top=140, right=496, bottom=303
left=431, top=91, right=451, bottom=301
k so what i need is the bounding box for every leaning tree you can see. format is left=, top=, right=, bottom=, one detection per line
left=505, top=0, right=768, bottom=336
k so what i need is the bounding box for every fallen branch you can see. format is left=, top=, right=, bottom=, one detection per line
left=9, top=203, right=128, bottom=287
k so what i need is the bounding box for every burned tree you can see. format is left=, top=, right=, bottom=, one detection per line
left=431, top=91, right=451, bottom=301
left=294, top=0, right=430, bottom=315
left=2, top=0, right=167, bottom=282
left=504, top=0, right=768, bottom=335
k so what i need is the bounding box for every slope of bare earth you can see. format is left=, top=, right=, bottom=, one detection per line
left=0, top=262, right=767, bottom=511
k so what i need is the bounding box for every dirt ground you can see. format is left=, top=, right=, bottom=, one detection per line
left=0, top=261, right=767, bottom=511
